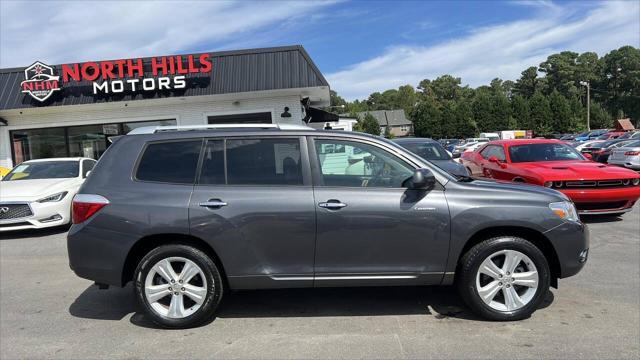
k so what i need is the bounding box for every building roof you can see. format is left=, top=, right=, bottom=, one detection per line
left=0, top=45, right=329, bottom=111
left=616, top=118, right=635, bottom=131
left=357, top=110, right=412, bottom=126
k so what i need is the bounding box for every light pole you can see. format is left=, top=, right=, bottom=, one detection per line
left=580, top=81, right=590, bottom=131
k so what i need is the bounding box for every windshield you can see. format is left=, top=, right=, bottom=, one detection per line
left=2, top=161, right=79, bottom=181
left=509, top=143, right=585, bottom=163
left=624, top=140, right=640, bottom=147
left=399, top=142, right=451, bottom=160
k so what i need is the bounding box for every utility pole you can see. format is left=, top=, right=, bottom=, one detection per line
left=580, top=81, right=590, bottom=131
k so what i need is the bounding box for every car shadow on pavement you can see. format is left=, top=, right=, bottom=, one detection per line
left=0, top=225, right=70, bottom=240
left=69, top=284, right=555, bottom=328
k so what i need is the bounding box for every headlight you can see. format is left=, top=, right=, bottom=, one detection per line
left=633, top=178, right=640, bottom=186
left=549, top=201, right=579, bottom=222
left=544, top=181, right=553, bottom=188
left=37, top=191, right=68, bottom=203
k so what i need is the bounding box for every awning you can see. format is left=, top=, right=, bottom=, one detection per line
left=304, top=107, right=340, bottom=123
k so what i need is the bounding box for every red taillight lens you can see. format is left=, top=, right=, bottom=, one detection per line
left=72, top=194, right=109, bottom=224
left=624, top=151, right=640, bottom=156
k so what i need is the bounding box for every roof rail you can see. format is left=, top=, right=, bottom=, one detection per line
left=127, top=123, right=313, bottom=135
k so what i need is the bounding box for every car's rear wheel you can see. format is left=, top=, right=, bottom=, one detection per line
left=134, top=244, right=223, bottom=328
left=457, top=236, right=550, bottom=321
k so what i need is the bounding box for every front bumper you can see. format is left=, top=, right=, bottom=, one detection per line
left=0, top=199, right=71, bottom=231
left=544, top=221, right=590, bottom=278
left=559, top=187, right=640, bottom=214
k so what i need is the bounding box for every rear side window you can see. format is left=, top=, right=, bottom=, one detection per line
left=225, top=138, right=303, bottom=185
left=136, top=140, right=202, bottom=184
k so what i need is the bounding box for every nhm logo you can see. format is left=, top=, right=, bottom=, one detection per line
left=20, top=61, right=61, bottom=102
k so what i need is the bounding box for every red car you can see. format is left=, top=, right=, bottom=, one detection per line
left=461, top=139, right=640, bottom=215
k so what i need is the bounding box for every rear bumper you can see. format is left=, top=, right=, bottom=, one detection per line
left=559, top=187, right=640, bottom=214
left=608, top=158, right=640, bottom=170
left=544, top=221, right=590, bottom=278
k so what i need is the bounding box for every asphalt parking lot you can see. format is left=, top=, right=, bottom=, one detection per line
left=1, top=208, right=638, bottom=359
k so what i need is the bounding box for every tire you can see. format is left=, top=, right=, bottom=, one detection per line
left=134, top=244, right=224, bottom=328
left=456, top=236, right=550, bottom=321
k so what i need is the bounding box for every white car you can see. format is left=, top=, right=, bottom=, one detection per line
left=575, top=140, right=604, bottom=151
left=0, top=158, right=96, bottom=231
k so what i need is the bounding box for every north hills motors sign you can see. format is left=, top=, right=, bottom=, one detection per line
left=20, top=54, right=213, bottom=102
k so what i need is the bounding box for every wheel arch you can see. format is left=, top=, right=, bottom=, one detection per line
left=457, top=226, right=561, bottom=288
left=121, top=233, right=228, bottom=288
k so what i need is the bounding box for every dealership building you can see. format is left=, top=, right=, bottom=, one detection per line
left=0, top=45, right=333, bottom=168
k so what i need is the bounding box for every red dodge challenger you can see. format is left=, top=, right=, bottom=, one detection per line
left=461, top=139, right=640, bottom=215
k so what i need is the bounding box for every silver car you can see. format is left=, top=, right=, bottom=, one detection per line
left=608, top=140, right=640, bottom=170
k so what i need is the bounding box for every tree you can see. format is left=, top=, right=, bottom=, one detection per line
left=589, top=101, right=613, bottom=129
left=329, top=90, right=347, bottom=108
left=600, top=46, right=640, bottom=124
left=359, top=112, right=381, bottom=136
left=528, top=91, right=553, bottom=136
left=452, top=102, right=478, bottom=138
left=548, top=90, right=572, bottom=133
left=511, top=95, right=530, bottom=130
left=568, top=96, right=586, bottom=132
left=514, top=67, right=542, bottom=98
left=491, top=91, right=512, bottom=131
left=410, top=99, right=442, bottom=139
left=472, top=90, right=493, bottom=132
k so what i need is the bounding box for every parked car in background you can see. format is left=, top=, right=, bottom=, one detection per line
left=574, top=129, right=608, bottom=142
left=393, top=138, right=469, bottom=176
left=0, top=166, right=10, bottom=178
left=617, top=130, right=640, bottom=140
left=68, top=125, right=589, bottom=328
left=596, top=132, right=625, bottom=140
left=560, top=134, right=576, bottom=141
left=580, top=139, right=637, bottom=163
left=460, top=139, right=640, bottom=215
left=0, top=158, right=96, bottom=231
left=452, top=139, right=489, bottom=158
left=608, top=140, right=640, bottom=171
left=574, top=140, right=604, bottom=151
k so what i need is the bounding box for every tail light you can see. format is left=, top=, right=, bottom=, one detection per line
left=72, top=194, right=109, bottom=224
left=624, top=151, right=640, bottom=156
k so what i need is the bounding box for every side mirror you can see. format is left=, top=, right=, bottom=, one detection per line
left=408, top=168, right=436, bottom=189
left=488, top=156, right=499, bottom=163
left=84, top=170, right=91, bottom=178
left=583, top=153, right=593, bottom=161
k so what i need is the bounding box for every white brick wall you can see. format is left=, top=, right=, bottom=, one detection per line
left=0, top=94, right=305, bottom=168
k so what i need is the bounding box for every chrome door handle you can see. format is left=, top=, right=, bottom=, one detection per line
left=318, top=201, right=347, bottom=209
left=199, top=200, right=228, bottom=208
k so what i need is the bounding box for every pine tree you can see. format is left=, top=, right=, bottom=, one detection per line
left=472, top=91, right=493, bottom=132
left=410, top=99, right=443, bottom=139
left=529, top=91, right=553, bottom=136
left=511, top=95, right=530, bottom=130
left=548, top=90, right=572, bottom=133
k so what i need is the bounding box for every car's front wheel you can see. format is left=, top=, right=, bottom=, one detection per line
left=134, top=244, right=224, bottom=328
left=457, top=236, right=550, bottom=321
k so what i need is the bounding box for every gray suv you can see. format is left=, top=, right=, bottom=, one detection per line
left=68, top=125, right=588, bottom=328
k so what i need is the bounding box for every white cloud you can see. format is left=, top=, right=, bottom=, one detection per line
left=327, top=1, right=640, bottom=100
left=0, top=0, right=336, bottom=67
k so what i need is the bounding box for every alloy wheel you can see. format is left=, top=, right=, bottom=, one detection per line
left=475, top=249, right=539, bottom=312
left=144, top=257, right=209, bottom=319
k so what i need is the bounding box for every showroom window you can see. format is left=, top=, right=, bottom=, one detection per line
left=207, top=112, right=272, bottom=124
left=136, top=140, right=202, bottom=184
left=10, top=119, right=176, bottom=164
left=11, top=128, right=67, bottom=164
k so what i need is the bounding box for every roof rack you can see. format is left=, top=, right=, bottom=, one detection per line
left=127, top=123, right=313, bottom=135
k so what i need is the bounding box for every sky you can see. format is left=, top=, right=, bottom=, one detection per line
left=1, top=0, right=638, bottom=100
